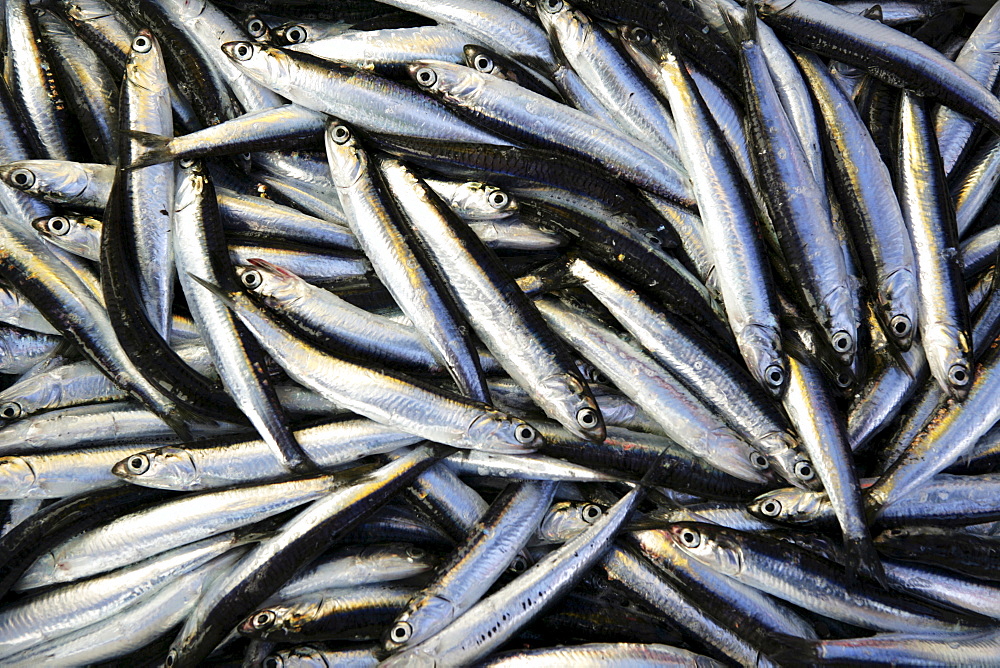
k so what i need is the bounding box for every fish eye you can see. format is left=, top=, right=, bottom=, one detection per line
left=885, top=527, right=905, bottom=538
left=765, top=364, right=784, bottom=388
left=646, top=233, right=662, bottom=247
left=285, top=26, right=306, bottom=44
left=241, top=270, right=263, bottom=290
left=949, top=363, right=970, bottom=386
left=576, top=407, right=600, bottom=429
left=9, top=168, right=34, bottom=189
left=679, top=528, right=701, bottom=548
left=263, top=657, right=282, bottom=668
left=234, top=42, right=254, bottom=61
left=414, top=67, right=437, bottom=87
left=831, top=330, right=853, bottom=354
left=179, top=158, right=196, bottom=169
left=473, top=54, right=493, bottom=72
left=132, top=34, right=152, bottom=53
left=582, top=503, right=602, bottom=522
left=629, top=26, right=652, bottom=45
left=514, top=423, right=537, bottom=444
left=890, top=314, right=911, bottom=338
left=510, top=555, right=529, bottom=572
left=166, top=651, right=176, bottom=667
left=836, top=372, right=853, bottom=388
left=247, top=18, right=266, bottom=38
left=47, top=216, right=71, bottom=236
left=0, top=402, right=20, bottom=419
left=794, top=460, right=815, bottom=481
left=488, top=190, right=509, bottom=209
left=126, top=454, right=150, bottom=475
left=749, top=451, right=769, bottom=470
left=405, top=546, right=425, bottom=559
left=759, top=499, right=782, bottom=517
left=332, top=125, right=351, bottom=145
left=252, top=610, right=276, bottom=630
left=542, top=0, right=564, bottom=13
left=389, top=621, right=412, bottom=643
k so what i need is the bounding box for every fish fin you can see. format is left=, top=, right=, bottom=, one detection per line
left=186, top=273, right=236, bottom=310
left=717, top=0, right=757, bottom=46
left=124, top=131, right=174, bottom=169
left=158, top=406, right=195, bottom=442
left=862, top=4, right=884, bottom=22
left=843, top=534, right=888, bottom=588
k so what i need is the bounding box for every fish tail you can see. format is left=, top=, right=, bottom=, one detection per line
left=717, top=0, right=758, bottom=46
left=125, top=131, right=173, bottom=169
left=765, top=633, right=821, bottom=666
left=843, top=534, right=888, bottom=588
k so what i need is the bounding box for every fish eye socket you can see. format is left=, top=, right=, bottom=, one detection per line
left=765, top=364, right=784, bottom=387
left=132, top=35, right=152, bottom=53
left=234, top=43, right=254, bottom=61
left=890, top=314, right=911, bottom=338
left=514, top=423, right=536, bottom=444
left=488, top=190, right=509, bottom=208
left=263, top=657, right=282, bottom=668
left=794, top=461, right=815, bottom=481
left=241, top=270, right=263, bottom=289
left=760, top=499, right=781, bottom=517
left=166, top=651, right=177, bottom=667
left=831, top=330, right=853, bottom=353
left=414, top=67, right=437, bottom=87
left=835, top=372, right=852, bottom=388
left=885, top=527, right=905, bottom=538
left=9, top=168, right=34, bottom=189
left=47, top=216, right=70, bottom=236
left=127, top=454, right=149, bottom=475
left=389, top=621, right=412, bottom=643
left=179, top=158, right=196, bottom=169
left=247, top=19, right=266, bottom=37
left=542, top=0, right=564, bottom=13
left=285, top=26, right=306, bottom=44
left=332, top=125, right=351, bottom=144
left=576, top=407, right=599, bottom=429
left=252, top=610, right=276, bottom=630
left=0, top=402, right=20, bottom=419
left=510, top=555, right=528, bottom=572
left=582, top=503, right=602, bottom=522
left=406, top=546, right=425, bottom=559
left=949, top=363, right=970, bottom=386
left=473, top=54, right=493, bottom=72
left=749, top=451, right=769, bottom=469
left=646, top=233, right=661, bottom=246
left=679, top=528, right=701, bottom=548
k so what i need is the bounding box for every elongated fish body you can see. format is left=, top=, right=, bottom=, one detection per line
left=174, top=160, right=313, bottom=473
left=290, top=26, right=469, bottom=77
left=326, top=122, right=489, bottom=403
left=756, top=0, right=1000, bottom=136
left=795, top=48, right=917, bottom=352
left=117, top=30, right=174, bottom=337
left=725, top=6, right=858, bottom=365
left=536, top=296, right=768, bottom=483
left=222, top=42, right=508, bottom=145
left=897, top=91, right=972, bottom=399
left=193, top=279, right=541, bottom=454
left=656, top=37, right=787, bottom=401
left=536, top=1, right=680, bottom=162
left=383, top=481, right=557, bottom=651
left=0, top=161, right=113, bottom=214
left=377, top=156, right=605, bottom=442
left=407, top=60, right=694, bottom=208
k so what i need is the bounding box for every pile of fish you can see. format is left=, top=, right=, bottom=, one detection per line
left=5, top=0, right=1000, bottom=664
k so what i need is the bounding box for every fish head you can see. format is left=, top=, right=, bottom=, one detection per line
left=536, top=0, right=590, bottom=52
left=264, top=646, right=327, bottom=668
left=237, top=259, right=306, bottom=306
left=465, top=409, right=543, bottom=453
left=537, top=500, right=603, bottom=543
left=274, top=22, right=311, bottom=45
left=324, top=121, right=368, bottom=188
left=754, top=431, right=820, bottom=490
left=667, top=522, right=745, bottom=575
left=125, top=31, right=169, bottom=96
left=464, top=45, right=501, bottom=77
left=0, top=160, right=89, bottom=201
left=385, top=595, right=455, bottom=651
left=112, top=447, right=202, bottom=490
left=821, top=285, right=859, bottom=365
left=747, top=487, right=830, bottom=525
left=223, top=42, right=289, bottom=89
left=704, top=427, right=773, bottom=484
left=409, top=60, right=484, bottom=106
left=537, top=372, right=606, bottom=443
left=737, top=323, right=787, bottom=396
left=923, top=322, right=972, bottom=400
left=877, top=268, right=918, bottom=351
left=239, top=605, right=290, bottom=638
left=0, top=456, right=35, bottom=497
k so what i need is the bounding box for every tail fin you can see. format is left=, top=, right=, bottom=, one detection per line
left=766, top=633, right=823, bottom=666
left=844, top=533, right=888, bottom=588
left=717, top=0, right=758, bottom=46
left=125, top=131, right=174, bottom=169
